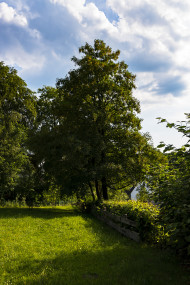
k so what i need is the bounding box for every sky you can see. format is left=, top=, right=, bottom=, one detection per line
left=1, top=0, right=190, bottom=148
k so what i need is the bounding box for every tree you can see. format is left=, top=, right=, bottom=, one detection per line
left=0, top=61, right=36, bottom=200
left=53, top=39, right=155, bottom=200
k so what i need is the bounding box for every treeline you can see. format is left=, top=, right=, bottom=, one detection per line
left=0, top=40, right=190, bottom=255
left=0, top=40, right=163, bottom=204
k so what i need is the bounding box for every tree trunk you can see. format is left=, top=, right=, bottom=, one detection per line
left=89, top=182, right=95, bottom=201
left=95, top=179, right=101, bottom=200
left=102, top=176, right=108, bottom=200
left=100, top=143, right=108, bottom=200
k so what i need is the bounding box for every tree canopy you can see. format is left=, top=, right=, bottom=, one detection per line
left=0, top=61, right=36, bottom=200
left=0, top=41, right=162, bottom=202
left=30, top=40, right=159, bottom=201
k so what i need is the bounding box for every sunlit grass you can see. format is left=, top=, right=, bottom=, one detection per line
left=0, top=206, right=189, bottom=285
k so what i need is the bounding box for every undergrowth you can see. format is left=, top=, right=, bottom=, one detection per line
left=97, top=200, right=167, bottom=244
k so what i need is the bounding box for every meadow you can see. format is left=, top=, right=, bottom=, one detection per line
left=0, top=205, right=189, bottom=285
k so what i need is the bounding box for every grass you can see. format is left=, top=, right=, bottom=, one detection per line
left=0, top=205, right=189, bottom=285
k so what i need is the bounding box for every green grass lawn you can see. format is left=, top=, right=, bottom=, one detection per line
left=0, top=206, right=189, bottom=285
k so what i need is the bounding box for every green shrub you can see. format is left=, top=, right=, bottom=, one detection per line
left=146, top=160, right=190, bottom=256
left=97, top=200, right=166, bottom=244
left=147, top=114, right=190, bottom=257
left=72, top=197, right=95, bottom=213
left=0, top=197, right=27, bottom=208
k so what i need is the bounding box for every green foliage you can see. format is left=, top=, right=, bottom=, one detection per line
left=43, top=179, right=61, bottom=206
left=5, top=41, right=160, bottom=203
left=0, top=61, right=36, bottom=200
left=136, top=182, right=151, bottom=202
left=109, top=188, right=129, bottom=201
left=28, top=86, right=60, bottom=185
left=98, top=200, right=165, bottom=243
left=0, top=196, right=27, bottom=208
left=0, top=207, right=189, bottom=285
left=42, top=39, right=158, bottom=200
left=73, top=198, right=95, bottom=213
left=146, top=114, right=190, bottom=256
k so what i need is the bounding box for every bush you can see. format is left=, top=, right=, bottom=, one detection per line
left=146, top=160, right=190, bottom=256
left=145, top=114, right=190, bottom=257
left=0, top=197, right=27, bottom=208
left=97, top=200, right=166, bottom=244
left=72, top=197, right=95, bottom=213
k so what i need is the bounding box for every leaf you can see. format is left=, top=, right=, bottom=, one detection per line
left=156, top=117, right=164, bottom=123
left=184, top=144, right=190, bottom=148
left=157, top=142, right=166, bottom=148
left=166, top=123, right=175, bottom=128
left=163, top=145, right=175, bottom=153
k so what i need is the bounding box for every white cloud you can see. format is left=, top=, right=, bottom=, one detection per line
left=0, top=1, right=42, bottom=79
left=1, top=0, right=189, bottom=147
left=106, top=0, right=190, bottom=59
left=133, top=70, right=190, bottom=147
left=105, top=0, right=190, bottom=101
left=50, top=0, right=117, bottom=38
left=2, top=43, right=45, bottom=73
left=50, top=0, right=85, bottom=22
left=0, top=2, right=27, bottom=26
left=139, top=92, right=190, bottom=147
left=0, top=2, right=40, bottom=39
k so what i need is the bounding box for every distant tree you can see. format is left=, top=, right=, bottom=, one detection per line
left=0, top=61, right=36, bottom=200
left=28, top=86, right=60, bottom=171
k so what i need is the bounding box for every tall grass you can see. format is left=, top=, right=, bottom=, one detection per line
left=0, top=206, right=189, bottom=285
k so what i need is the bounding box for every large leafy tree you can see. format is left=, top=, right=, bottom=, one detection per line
left=0, top=62, right=36, bottom=200
left=52, top=39, right=155, bottom=200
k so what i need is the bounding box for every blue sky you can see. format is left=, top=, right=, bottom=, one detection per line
left=1, top=0, right=190, bottom=147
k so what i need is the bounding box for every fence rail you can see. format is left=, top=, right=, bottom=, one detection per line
left=92, top=208, right=140, bottom=242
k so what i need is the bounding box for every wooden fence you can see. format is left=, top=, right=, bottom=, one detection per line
left=91, top=207, right=140, bottom=242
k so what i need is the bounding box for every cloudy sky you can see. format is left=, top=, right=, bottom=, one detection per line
left=1, top=0, right=190, bottom=147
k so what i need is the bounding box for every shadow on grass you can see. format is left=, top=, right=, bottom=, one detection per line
left=0, top=207, right=80, bottom=219
left=0, top=208, right=189, bottom=285
left=3, top=243, right=189, bottom=285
